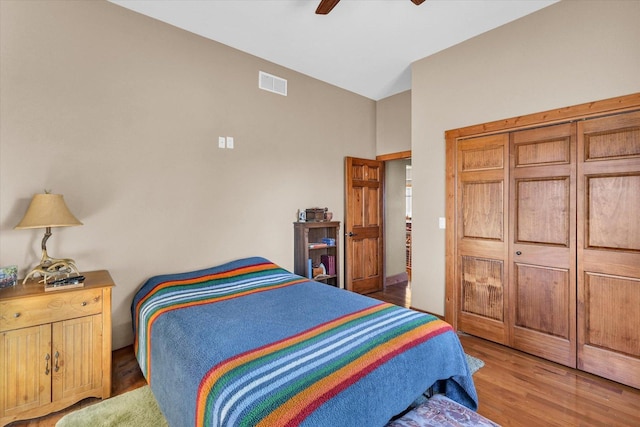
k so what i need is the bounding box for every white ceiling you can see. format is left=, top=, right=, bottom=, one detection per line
left=110, top=0, right=558, bottom=100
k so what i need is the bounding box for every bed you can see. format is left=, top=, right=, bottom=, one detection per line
left=132, top=257, right=478, bottom=427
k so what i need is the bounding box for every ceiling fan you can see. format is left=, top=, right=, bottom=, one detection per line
left=316, top=0, right=426, bottom=15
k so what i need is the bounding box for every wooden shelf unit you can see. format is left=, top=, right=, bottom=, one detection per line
left=294, top=221, right=340, bottom=287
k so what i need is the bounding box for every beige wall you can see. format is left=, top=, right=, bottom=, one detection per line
left=411, top=0, right=640, bottom=315
left=0, top=0, right=376, bottom=349
left=376, top=90, right=411, bottom=155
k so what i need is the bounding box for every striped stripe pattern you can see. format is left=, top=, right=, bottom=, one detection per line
left=195, top=302, right=451, bottom=427
left=133, top=261, right=306, bottom=379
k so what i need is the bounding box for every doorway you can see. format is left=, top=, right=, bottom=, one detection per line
left=384, top=158, right=412, bottom=286
left=343, top=151, right=411, bottom=295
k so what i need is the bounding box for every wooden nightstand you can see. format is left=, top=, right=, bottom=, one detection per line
left=0, top=270, right=114, bottom=426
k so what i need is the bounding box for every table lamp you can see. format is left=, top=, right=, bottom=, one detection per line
left=15, top=193, right=83, bottom=284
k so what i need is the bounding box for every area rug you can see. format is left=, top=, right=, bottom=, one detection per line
left=56, top=386, right=168, bottom=427
left=56, top=354, right=484, bottom=427
left=466, top=353, right=485, bottom=375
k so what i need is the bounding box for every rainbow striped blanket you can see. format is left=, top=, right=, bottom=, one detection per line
left=132, top=257, right=477, bottom=427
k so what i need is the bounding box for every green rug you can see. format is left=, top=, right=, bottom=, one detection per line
left=56, top=386, right=167, bottom=427
left=57, top=354, right=484, bottom=427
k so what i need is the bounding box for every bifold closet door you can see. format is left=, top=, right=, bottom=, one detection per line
left=509, top=123, right=577, bottom=368
left=456, top=134, right=510, bottom=345
left=577, top=110, right=640, bottom=389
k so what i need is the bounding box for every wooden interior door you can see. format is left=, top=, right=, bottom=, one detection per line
left=455, top=134, right=510, bottom=345
left=577, top=110, right=640, bottom=389
left=344, top=157, right=384, bottom=294
left=509, top=123, right=577, bottom=367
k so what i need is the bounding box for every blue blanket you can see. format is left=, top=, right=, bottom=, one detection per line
left=132, top=257, right=477, bottom=427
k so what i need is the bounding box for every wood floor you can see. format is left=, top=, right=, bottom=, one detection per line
left=9, top=282, right=640, bottom=426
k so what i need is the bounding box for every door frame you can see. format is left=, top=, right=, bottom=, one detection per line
left=445, top=92, right=640, bottom=330
left=376, top=150, right=411, bottom=162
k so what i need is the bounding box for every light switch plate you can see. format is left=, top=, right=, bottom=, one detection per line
left=218, top=137, right=226, bottom=148
left=438, top=217, right=446, bottom=229
left=226, top=136, right=234, bottom=149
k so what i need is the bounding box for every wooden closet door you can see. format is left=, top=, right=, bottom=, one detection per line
left=456, top=134, right=509, bottom=344
left=577, top=110, right=640, bottom=389
left=509, top=123, right=576, bottom=367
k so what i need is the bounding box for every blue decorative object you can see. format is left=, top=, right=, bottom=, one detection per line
left=321, top=237, right=336, bottom=246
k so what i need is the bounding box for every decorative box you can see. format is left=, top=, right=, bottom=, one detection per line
left=305, top=208, right=327, bottom=222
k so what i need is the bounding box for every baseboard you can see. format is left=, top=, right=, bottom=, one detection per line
left=384, top=272, right=408, bottom=287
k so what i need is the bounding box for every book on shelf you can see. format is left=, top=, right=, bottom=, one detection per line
left=320, top=254, right=336, bottom=276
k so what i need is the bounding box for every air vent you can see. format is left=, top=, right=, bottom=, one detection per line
left=259, top=71, right=287, bottom=96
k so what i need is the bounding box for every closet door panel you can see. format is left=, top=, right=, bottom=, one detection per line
left=461, top=256, right=504, bottom=321
left=461, top=180, right=503, bottom=240
left=580, top=273, right=640, bottom=389
left=578, top=110, right=640, bottom=389
left=584, top=274, right=640, bottom=356
left=456, top=134, right=509, bottom=344
left=515, top=264, right=570, bottom=338
left=583, top=113, right=640, bottom=161
left=510, top=123, right=577, bottom=367
left=587, top=174, right=640, bottom=251
left=515, top=177, right=570, bottom=246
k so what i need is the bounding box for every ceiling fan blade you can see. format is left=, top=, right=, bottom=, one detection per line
left=316, top=0, right=341, bottom=15
left=316, top=0, right=422, bottom=14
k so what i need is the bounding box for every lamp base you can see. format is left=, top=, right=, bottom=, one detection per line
left=22, top=257, right=80, bottom=284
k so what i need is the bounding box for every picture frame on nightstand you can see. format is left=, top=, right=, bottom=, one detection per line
left=0, top=265, right=17, bottom=289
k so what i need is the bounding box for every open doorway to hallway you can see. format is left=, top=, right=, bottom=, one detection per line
left=368, top=158, right=411, bottom=307
left=384, top=157, right=412, bottom=289
left=370, top=157, right=411, bottom=307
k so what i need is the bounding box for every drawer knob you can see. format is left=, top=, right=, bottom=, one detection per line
left=81, top=301, right=87, bottom=307
left=13, top=312, right=21, bottom=318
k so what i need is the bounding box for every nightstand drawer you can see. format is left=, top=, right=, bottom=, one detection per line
left=0, top=288, right=103, bottom=332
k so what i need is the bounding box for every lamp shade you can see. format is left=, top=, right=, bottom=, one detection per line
left=15, top=194, right=83, bottom=229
